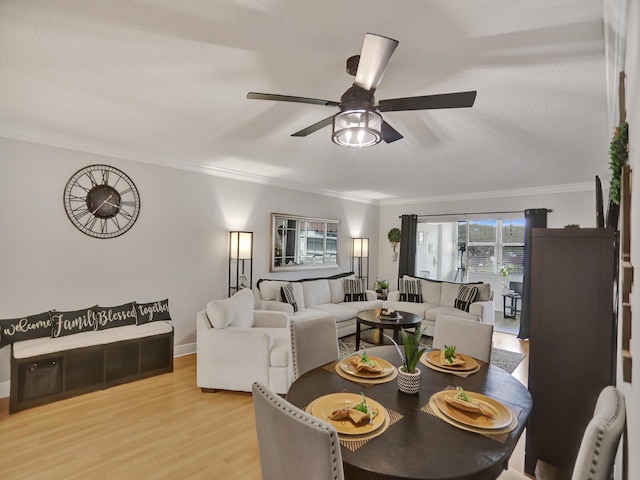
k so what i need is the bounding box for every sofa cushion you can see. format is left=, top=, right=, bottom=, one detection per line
left=302, top=279, right=331, bottom=307
left=399, top=278, right=422, bottom=303
left=425, top=306, right=479, bottom=322
left=338, top=300, right=383, bottom=313
left=207, top=288, right=254, bottom=329
left=258, top=280, right=287, bottom=301
left=383, top=301, right=430, bottom=318
left=309, top=303, right=358, bottom=323
left=291, top=309, right=334, bottom=322
left=476, top=283, right=492, bottom=301
left=440, top=282, right=462, bottom=307
left=344, top=278, right=365, bottom=301
left=281, top=283, right=299, bottom=312
left=454, top=285, right=479, bottom=312
left=328, top=277, right=349, bottom=303
left=403, top=275, right=441, bottom=305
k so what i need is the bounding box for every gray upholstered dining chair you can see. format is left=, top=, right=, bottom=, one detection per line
left=432, top=314, right=493, bottom=363
left=290, top=315, right=339, bottom=380
left=498, top=385, right=626, bottom=480
left=252, top=381, right=345, bottom=480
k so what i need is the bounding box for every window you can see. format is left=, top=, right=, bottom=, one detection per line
left=501, top=219, right=525, bottom=275
left=459, top=218, right=524, bottom=275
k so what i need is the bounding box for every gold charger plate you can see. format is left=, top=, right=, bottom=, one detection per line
left=433, top=390, right=512, bottom=430
left=338, top=355, right=395, bottom=379
left=310, top=393, right=387, bottom=435
left=425, top=350, right=479, bottom=371
left=420, top=354, right=480, bottom=375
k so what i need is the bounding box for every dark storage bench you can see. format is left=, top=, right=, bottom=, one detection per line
left=10, top=321, right=173, bottom=413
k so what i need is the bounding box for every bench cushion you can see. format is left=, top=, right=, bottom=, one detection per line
left=12, top=321, right=173, bottom=359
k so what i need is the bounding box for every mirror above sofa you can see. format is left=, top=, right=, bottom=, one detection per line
left=270, top=213, right=340, bottom=272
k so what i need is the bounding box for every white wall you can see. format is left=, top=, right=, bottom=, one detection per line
left=377, top=189, right=597, bottom=290
left=0, top=137, right=379, bottom=387
left=615, top=0, right=639, bottom=478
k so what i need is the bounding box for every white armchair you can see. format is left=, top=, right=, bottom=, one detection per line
left=196, top=288, right=292, bottom=394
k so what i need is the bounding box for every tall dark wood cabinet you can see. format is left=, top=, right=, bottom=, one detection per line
left=525, top=228, right=616, bottom=475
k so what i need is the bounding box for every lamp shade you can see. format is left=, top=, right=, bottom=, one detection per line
left=230, top=231, right=253, bottom=259
left=332, top=110, right=382, bottom=148
left=353, top=238, right=369, bottom=258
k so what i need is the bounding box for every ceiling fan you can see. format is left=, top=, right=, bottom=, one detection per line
left=247, top=33, right=477, bottom=148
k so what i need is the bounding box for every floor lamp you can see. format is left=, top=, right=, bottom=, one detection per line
left=229, top=231, right=253, bottom=297
left=352, top=238, right=369, bottom=289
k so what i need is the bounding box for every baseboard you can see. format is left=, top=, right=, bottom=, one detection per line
left=174, top=342, right=195, bottom=357
left=0, top=380, right=9, bottom=399
left=0, top=342, right=197, bottom=399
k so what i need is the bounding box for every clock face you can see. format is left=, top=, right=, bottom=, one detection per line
left=63, top=164, right=141, bottom=239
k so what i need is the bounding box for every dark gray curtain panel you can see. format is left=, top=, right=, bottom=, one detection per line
left=519, top=208, right=548, bottom=339
left=398, top=214, right=418, bottom=284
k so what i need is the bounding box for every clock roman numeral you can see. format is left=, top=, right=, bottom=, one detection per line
left=72, top=207, right=91, bottom=220
left=101, top=168, right=109, bottom=185
left=86, top=171, right=99, bottom=187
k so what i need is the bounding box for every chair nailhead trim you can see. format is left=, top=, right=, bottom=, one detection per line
left=256, top=383, right=341, bottom=480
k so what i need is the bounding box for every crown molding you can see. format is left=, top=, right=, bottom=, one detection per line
left=0, top=126, right=378, bottom=205
left=379, top=182, right=596, bottom=207
left=0, top=126, right=596, bottom=207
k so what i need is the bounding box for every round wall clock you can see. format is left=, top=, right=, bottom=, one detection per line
left=63, top=164, right=141, bottom=239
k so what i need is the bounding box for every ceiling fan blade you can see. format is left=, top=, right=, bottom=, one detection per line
left=381, top=121, right=403, bottom=143
left=354, top=33, right=399, bottom=92
left=247, top=92, right=340, bottom=107
left=291, top=115, right=335, bottom=137
left=378, top=91, right=477, bottom=112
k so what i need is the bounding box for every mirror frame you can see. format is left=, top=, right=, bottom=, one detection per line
left=270, top=213, right=340, bottom=272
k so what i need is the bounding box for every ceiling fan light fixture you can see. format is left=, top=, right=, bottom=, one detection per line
left=332, top=109, right=382, bottom=148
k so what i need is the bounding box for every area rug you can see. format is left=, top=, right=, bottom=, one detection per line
left=338, top=335, right=525, bottom=375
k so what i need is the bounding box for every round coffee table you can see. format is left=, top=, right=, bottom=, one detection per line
left=355, top=309, right=422, bottom=350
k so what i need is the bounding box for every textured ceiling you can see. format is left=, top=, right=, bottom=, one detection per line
left=0, top=0, right=610, bottom=203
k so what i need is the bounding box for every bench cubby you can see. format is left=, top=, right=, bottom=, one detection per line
left=10, top=322, right=173, bottom=413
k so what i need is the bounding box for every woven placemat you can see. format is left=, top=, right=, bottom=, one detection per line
left=420, top=386, right=521, bottom=443
left=306, top=400, right=403, bottom=452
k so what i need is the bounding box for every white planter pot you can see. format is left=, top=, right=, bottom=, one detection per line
left=397, top=366, right=421, bottom=394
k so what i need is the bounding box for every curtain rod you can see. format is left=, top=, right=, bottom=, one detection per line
left=399, top=209, right=552, bottom=219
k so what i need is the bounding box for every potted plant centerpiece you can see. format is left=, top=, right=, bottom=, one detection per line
left=396, top=326, right=427, bottom=394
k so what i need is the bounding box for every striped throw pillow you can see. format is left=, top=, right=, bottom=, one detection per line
left=280, top=282, right=298, bottom=312
left=343, top=278, right=365, bottom=301
left=399, top=278, right=422, bottom=303
left=454, top=284, right=479, bottom=312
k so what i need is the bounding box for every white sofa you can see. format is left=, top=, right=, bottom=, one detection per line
left=196, top=288, right=292, bottom=394
left=254, top=272, right=383, bottom=338
left=384, top=275, right=495, bottom=336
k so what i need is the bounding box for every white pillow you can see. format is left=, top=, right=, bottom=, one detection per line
left=206, top=288, right=254, bottom=329
left=206, top=298, right=232, bottom=329
left=229, top=288, right=255, bottom=328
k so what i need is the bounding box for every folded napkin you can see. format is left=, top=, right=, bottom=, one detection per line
left=351, top=355, right=384, bottom=373
left=444, top=396, right=495, bottom=419
left=329, top=407, right=371, bottom=424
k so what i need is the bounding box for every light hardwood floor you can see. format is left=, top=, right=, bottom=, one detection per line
left=0, top=332, right=531, bottom=480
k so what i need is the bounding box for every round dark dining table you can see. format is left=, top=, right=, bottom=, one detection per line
left=286, top=345, right=532, bottom=480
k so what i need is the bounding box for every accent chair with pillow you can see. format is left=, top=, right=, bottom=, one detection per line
left=384, top=275, right=495, bottom=336
left=196, top=288, right=292, bottom=394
